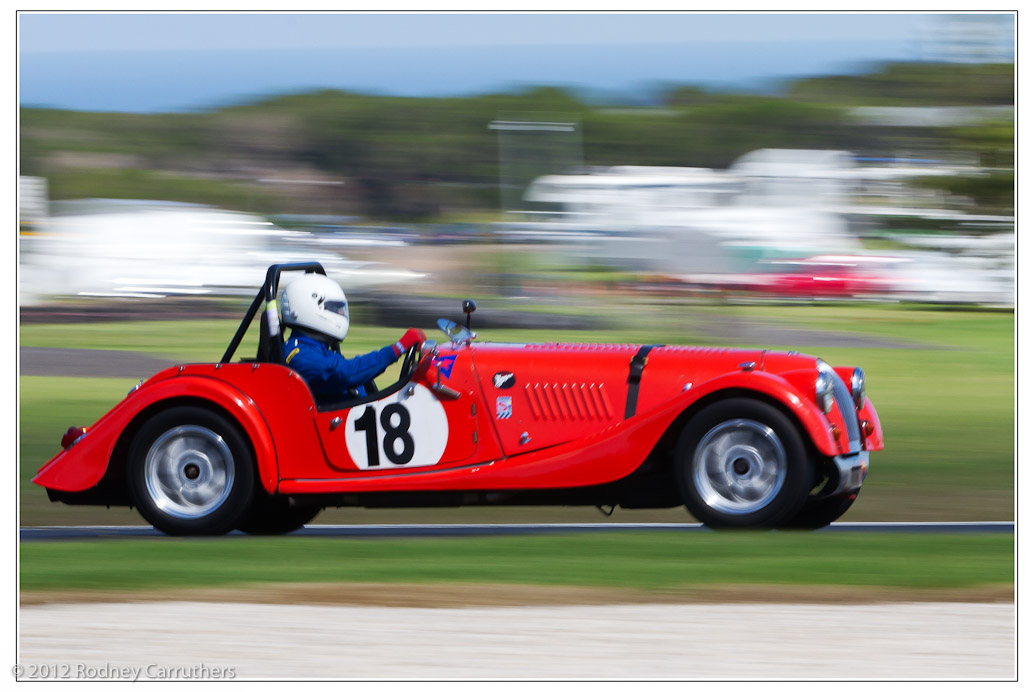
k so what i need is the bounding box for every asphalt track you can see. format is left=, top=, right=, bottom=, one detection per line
left=19, top=521, right=1014, bottom=541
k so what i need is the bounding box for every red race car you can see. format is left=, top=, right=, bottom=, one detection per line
left=34, top=262, right=883, bottom=534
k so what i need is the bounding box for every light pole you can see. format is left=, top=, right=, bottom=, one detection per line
left=488, top=119, right=582, bottom=215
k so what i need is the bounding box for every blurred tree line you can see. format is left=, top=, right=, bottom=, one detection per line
left=19, top=62, right=1014, bottom=221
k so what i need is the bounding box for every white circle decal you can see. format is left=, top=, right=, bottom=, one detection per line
left=344, top=384, right=449, bottom=470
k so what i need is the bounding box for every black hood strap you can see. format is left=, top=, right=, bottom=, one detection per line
left=624, top=344, right=660, bottom=419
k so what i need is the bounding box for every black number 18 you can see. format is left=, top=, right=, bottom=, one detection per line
left=354, top=403, right=415, bottom=466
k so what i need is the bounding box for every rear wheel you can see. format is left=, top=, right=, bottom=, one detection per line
left=127, top=406, right=255, bottom=535
left=237, top=495, right=322, bottom=535
left=675, top=398, right=811, bottom=529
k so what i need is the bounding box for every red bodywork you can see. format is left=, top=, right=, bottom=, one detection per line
left=34, top=341, right=883, bottom=506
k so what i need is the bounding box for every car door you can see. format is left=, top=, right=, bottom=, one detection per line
left=310, top=350, right=482, bottom=476
left=468, top=343, right=630, bottom=457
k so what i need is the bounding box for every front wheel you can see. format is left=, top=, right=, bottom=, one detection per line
left=237, top=495, right=322, bottom=535
left=782, top=492, right=858, bottom=530
left=127, top=406, right=255, bottom=535
left=675, top=398, right=811, bottom=529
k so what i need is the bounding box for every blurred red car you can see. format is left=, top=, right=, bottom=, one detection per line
left=35, top=262, right=883, bottom=534
left=733, top=255, right=900, bottom=300
left=760, top=256, right=899, bottom=299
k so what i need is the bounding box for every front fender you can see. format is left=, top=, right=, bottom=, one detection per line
left=684, top=370, right=839, bottom=457
left=33, top=373, right=279, bottom=495
left=859, top=396, right=884, bottom=451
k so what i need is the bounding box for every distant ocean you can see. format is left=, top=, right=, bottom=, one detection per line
left=19, top=39, right=916, bottom=113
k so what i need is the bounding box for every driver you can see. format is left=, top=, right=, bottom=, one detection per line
left=279, top=273, right=426, bottom=405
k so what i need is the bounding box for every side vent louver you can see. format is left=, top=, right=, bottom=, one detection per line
left=524, top=383, right=614, bottom=422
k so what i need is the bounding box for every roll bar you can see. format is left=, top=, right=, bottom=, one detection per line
left=220, top=262, right=327, bottom=364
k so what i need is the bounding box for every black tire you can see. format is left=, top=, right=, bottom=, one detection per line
left=237, top=495, right=322, bottom=535
left=782, top=492, right=858, bottom=530
left=127, top=406, right=255, bottom=535
left=674, top=398, right=812, bottom=529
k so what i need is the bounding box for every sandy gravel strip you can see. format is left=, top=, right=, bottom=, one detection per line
left=19, top=601, right=1015, bottom=679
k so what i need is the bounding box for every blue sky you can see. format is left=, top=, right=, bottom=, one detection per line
left=17, top=12, right=1015, bottom=112
left=20, top=13, right=925, bottom=51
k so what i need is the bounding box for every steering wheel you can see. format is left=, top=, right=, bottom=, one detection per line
left=399, top=340, right=424, bottom=383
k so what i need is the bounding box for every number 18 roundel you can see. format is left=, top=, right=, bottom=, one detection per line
left=343, top=384, right=449, bottom=470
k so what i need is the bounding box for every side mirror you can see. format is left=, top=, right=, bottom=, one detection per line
left=462, top=299, right=477, bottom=330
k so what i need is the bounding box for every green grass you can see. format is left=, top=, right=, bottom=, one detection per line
left=20, top=318, right=262, bottom=362
left=18, top=532, right=1014, bottom=594
left=17, top=318, right=708, bottom=362
left=695, top=302, right=1015, bottom=353
left=21, top=304, right=1012, bottom=357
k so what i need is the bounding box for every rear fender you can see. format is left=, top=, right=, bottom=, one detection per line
left=32, top=375, right=278, bottom=495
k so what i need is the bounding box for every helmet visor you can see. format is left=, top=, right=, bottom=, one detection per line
left=324, top=299, right=348, bottom=319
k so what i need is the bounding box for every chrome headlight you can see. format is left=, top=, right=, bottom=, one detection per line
left=815, top=361, right=835, bottom=414
left=851, top=367, right=866, bottom=410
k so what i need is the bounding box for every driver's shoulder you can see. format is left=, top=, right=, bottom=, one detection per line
left=285, top=334, right=332, bottom=363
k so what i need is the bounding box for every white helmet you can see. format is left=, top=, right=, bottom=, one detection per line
left=280, top=273, right=350, bottom=341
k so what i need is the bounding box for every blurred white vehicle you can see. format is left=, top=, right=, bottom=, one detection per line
left=519, top=149, right=1014, bottom=306
left=19, top=200, right=422, bottom=305
left=523, top=153, right=862, bottom=275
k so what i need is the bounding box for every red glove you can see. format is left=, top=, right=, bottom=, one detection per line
left=394, top=328, right=426, bottom=356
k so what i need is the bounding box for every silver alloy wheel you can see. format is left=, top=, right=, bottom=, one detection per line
left=144, top=425, right=235, bottom=519
left=693, top=419, right=787, bottom=515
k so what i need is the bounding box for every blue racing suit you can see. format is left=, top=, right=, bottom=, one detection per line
left=284, top=332, right=399, bottom=406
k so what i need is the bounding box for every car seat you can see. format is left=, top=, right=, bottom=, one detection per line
left=256, top=306, right=285, bottom=364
